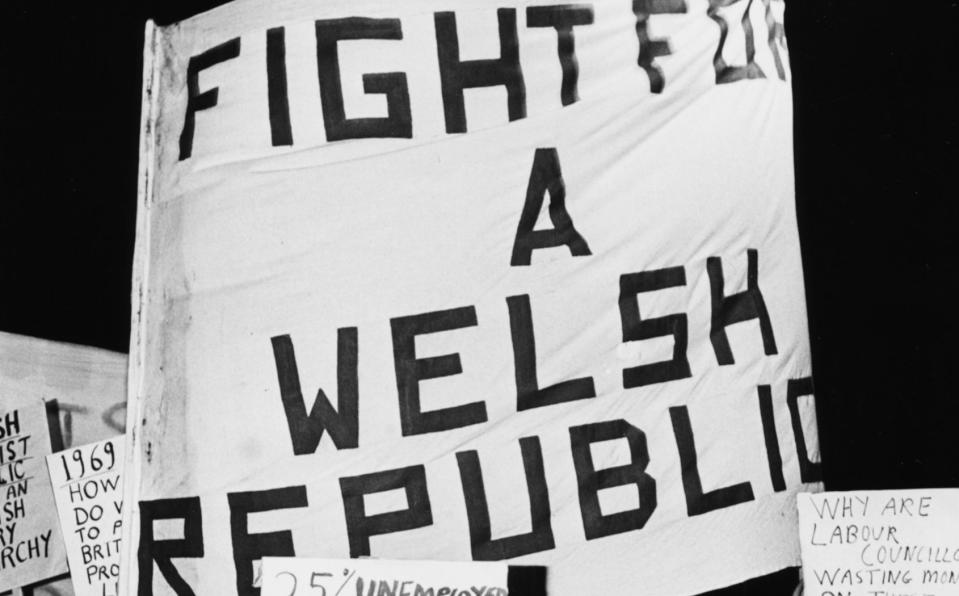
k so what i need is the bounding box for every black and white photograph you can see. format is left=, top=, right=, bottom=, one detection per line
left=1, top=1, right=956, bottom=595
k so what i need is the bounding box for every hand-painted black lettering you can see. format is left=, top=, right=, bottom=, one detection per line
left=435, top=9, right=526, bottom=133
left=760, top=0, right=787, bottom=80
left=569, top=419, right=657, bottom=539
left=633, top=0, right=686, bottom=93
left=456, top=436, right=555, bottom=560
left=786, top=377, right=821, bottom=482
left=669, top=406, right=754, bottom=516
left=315, top=18, right=412, bottom=141
left=507, top=294, right=595, bottom=411
left=707, top=248, right=777, bottom=365
left=757, top=384, right=786, bottom=492
left=526, top=5, right=594, bottom=105
left=102, top=400, right=127, bottom=434
left=390, top=307, right=487, bottom=436
left=339, top=465, right=433, bottom=557
left=137, top=497, right=204, bottom=596
left=178, top=38, right=241, bottom=160
left=708, top=0, right=766, bottom=84
left=266, top=27, right=294, bottom=146
left=619, top=266, right=692, bottom=388
left=510, top=148, right=592, bottom=266
left=270, top=331, right=359, bottom=454
left=228, top=486, right=308, bottom=596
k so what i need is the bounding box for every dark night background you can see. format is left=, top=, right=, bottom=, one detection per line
left=1, top=1, right=956, bottom=594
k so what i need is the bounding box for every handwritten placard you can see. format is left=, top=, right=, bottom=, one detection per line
left=798, top=490, right=959, bottom=596
left=260, top=557, right=508, bottom=596
left=0, top=398, right=67, bottom=592
left=46, top=436, right=124, bottom=596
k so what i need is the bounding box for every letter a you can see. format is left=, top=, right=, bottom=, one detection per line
left=510, top=148, right=592, bottom=266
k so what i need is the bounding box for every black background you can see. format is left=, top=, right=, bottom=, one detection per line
left=1, top=1, right=956, bottom=594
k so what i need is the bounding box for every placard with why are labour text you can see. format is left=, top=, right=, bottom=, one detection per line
left=798, top=489, right=959, bottom=596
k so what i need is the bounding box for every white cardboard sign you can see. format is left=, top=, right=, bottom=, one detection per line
left=0, top=399, right=67, bottom=592
left=261, top=558, right=507, bottom=596
left=798, top=490, right=959, bottom=596
left=46, top=437, right=125, bottom=596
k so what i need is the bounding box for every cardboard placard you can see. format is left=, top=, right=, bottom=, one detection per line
left=1, top=331, right=127, bottom=596
left=46, top=437, right=125, bottom=596
left=260, top=558, right=507, bottom=596
left=0, top=399, right=67, bottom=591
left=798, top=490, right=959, bottom=596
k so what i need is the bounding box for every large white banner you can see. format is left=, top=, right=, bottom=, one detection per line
left=0, top=398, right=66, bottom=592
left=122, top=0, right=819, bottom=594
